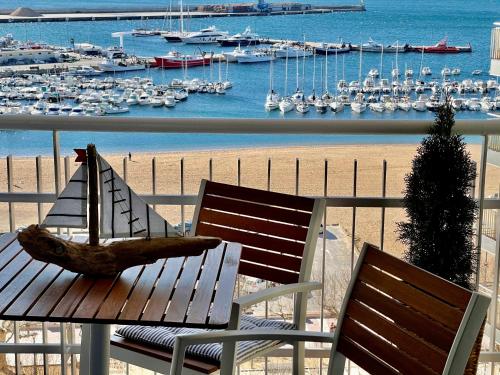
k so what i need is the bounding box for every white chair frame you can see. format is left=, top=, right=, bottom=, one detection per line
left=169, top=244, right=491, bottom=375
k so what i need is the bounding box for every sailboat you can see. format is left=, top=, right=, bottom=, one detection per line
left=17, top=145, right=221, bottom=277
left=330, top=48, right=344, bottom=113
left=265, top=56, right=279, bottom=110
left=351, top=43, right=367, bottom=114
left=279, top=50, right=295, bottom=113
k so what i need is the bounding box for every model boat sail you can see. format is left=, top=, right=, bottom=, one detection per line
left=17, top=144, right=221, bottom=277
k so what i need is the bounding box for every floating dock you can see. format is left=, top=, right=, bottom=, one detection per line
left=0, top=4, right=365, bottom=23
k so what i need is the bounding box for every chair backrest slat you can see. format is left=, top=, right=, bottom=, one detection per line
left=351, top=282, right=456, bottom=352
left=333, top=243, right=481, bottom=375
left=194, top=180, right=321, bottom=285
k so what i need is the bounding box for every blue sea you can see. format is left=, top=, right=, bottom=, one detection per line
left=0, top=0, right=499, bottom=155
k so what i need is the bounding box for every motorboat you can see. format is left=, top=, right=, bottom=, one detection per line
left=103, top=104, right=130, bottom=114
left=467, top=98, right=481, bottom=111
left=273, top=44, right=313, bottom=58
left=451, top=97, right=466, bottom=111
left=69, top=107, right=85, bottom=116
left=451, top=68, right=461, bottom=75
left=368, top=68, right=379, bottom=78
left=315, top=43, right=350, bottom=55
left=180, top=26, right=229, bottom=44
left=174, top=88, right=189, bottom=101
left=421, top=66, right=432, bottom=76
left=73, top=43, right=103, bottom=56
left=66, top=66, right=103, bottom=77
left=98, top=58, right=146, bottom=72
left=222, top=46, right=246, bottom=63
left=411, top=37, right=472, bottom=53
left=236, top=49, right=275, bottom=63
left=471, top=69, right=482, bottom=75
left=154, top=51, right=212, bottom=68
left=358, top=39, right=406, bottom=53
left=441, top=67, right=451, bottom=76
left=132, top=28, right=161, bottom=37
left=162, top=31, right=190, bottom=43
left=164, top=94, right=176, bottom=107
left=217, top=27, right=260, bottom=47
left=369, top=102, right=385, bottom=113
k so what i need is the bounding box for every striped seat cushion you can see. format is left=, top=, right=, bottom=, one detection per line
left=116, top=314, right=296, bottom=363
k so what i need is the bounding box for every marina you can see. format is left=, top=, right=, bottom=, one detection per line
left=0, top=0, right=497, bottom=126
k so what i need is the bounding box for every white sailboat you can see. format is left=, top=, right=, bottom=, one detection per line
left=330, top=48, right=344, bottom=113
left=18, top=145, right=221, bottom=277
left=279, top=50, right=294, bottom=113
left=351, top=43, right=366, bottom=113
left=265, top=57, right=279, bottom=110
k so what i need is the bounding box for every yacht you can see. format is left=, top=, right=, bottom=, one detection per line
left=265, top=90, right=279, bottom=111
left=451, top=68, right=461, bottom=75
left=441, top=67, right=451, bottom=76
left=98, top=58, right=146, bottom=72
left=369, top=102, right=385, bottom=113
left=217, top=27, right=260, bottom=47
left=412, top=95, right=427, bottom=111
left=329, top=99, right=344, bottom=113
left=222, top=46, right=246, bottom=63
left=236, top=49, right=275, bottom=63
left=180, top=26, right=229, bottom=44
left=66, top=66, right=103, bottom=77
left=273, top=44, right=313, bottom=58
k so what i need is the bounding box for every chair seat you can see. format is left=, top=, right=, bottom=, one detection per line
left=115, top=314, right=296, bottom=364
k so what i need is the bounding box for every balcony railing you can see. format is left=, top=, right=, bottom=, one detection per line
left=1, top=116, right=500, bottom=375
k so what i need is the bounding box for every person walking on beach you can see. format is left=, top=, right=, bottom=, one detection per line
left=128, top=152, right=132, bottom=161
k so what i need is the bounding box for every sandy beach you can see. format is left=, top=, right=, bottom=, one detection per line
left=1, top=143, right=499, bottom=256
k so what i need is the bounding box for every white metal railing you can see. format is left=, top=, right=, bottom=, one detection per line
left=1, top=116, right=500, bottom=375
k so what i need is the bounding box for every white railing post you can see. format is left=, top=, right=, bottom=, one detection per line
left=476, top=135, right=489, bottom=290
left=7, top=155, right=15, bottom=232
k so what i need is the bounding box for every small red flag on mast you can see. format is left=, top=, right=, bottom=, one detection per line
left=74, top=149, right=87, bottom=163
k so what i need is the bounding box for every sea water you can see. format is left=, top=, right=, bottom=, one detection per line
left=0, top=0, right=498, bottom=155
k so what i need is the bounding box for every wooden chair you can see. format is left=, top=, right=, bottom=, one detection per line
left=170, top=243, right=491, bottom=375
left=111, top=179, right=326, bottom=375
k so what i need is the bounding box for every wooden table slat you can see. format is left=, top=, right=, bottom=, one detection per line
left=209, top=243, right=241, bottom=325
left=0, top=251, right=32, bottom=293
left=72, top=277, right=118, bottom=319
left=50, top=276, right=95, bottom=318
left=0, top=233, right=18, bottom=253
left=0, top=260, right=46, bottom=313
left=27, top=270, right=80, bottom=318
left=118, top=259, right=166, bottom=321
left=140, top=257, right=185, bottom=322
left=95, top=266, right=144, bottom=320
left=163, top=254, right=206, bottom=324
left=0, top=242, right=24, bottom=273
left=186, top=246, right=225, bottom=324
left=0, top=236, right=241, bottom=328
left=4, top=263, right=63, bottom=316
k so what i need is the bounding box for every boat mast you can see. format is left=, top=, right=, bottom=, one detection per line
left=179, top=0, right=184, bottom=33
left=418, top=47, right=424, bottom=80
left=301, top=43, right=306, bottom=93
left=358, top=42, right=362, bottom=84
left=284, top=49, right=289, bottom=96
left=380, top=44, right=384, bottom=80
left=296, top=50, right=299, bottom=92
left=87, top=144, right=99, bottom=246
left=335, top=47, right=338, bottom=97
left=312, top=49, right=316, bottom=94
left=395, top=40, right=399, bottom=81
left=325, top=49, right=328, bottom=93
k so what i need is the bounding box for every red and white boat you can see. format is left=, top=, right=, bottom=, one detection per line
left=154, top=51, right=212, bottom=68
left=411, top=37, right=472, bottom=54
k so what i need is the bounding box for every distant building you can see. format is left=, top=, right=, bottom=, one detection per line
left=0, top=49, right=60, bottom=65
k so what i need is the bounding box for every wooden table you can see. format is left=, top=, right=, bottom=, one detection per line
left=0, top=232, right=242, bottom=375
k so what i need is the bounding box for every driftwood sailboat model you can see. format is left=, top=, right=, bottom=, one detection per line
left=18, top=144, right=221, bottom=277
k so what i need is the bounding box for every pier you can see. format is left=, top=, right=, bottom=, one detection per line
left=0, top=4, right=365, bottom=24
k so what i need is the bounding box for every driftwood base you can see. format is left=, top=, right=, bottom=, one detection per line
left=17, top=225, right=222, bottom=277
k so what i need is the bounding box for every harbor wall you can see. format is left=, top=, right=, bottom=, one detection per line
left=0, top=4, right=365, bottom=23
